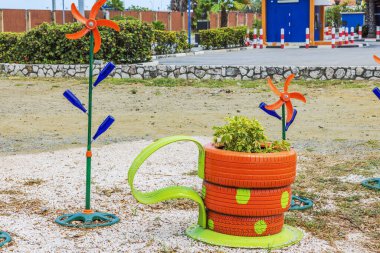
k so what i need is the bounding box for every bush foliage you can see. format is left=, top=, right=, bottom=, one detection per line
left=199, top=26, right=247, bottom=49
left=213, top=116, right=290, bottom=153
left=0, top=20, right=189, bottom=64
left=153, top=30, right=189, bottom=55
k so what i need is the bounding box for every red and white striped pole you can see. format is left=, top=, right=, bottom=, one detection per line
left=350, top=27, right=354, bottom=44
left=331, top=27, right=336, bottom=49
left=305, top=28, right=310, bottom=49
left=259, top=28, right=263, bottom=49
left=377, top=26, right=380, bottom=40
left=325, top=27, right=329, bottom=40
left=281, top=28, right=285, bottom=49
left=345, top=27, right=349, bottom=44
left=338, top=27, right=343, bottom=46
left=253, top=28, right=257, bottom=49
left=358, top=26, right=362, bottom=40
left=245, top=28, right=250, bottom=46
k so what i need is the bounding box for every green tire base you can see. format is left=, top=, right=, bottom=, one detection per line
left=186, top=224, right=303, bottom=249
left=55, top=212, right=120, bottom=228
left=0, top=231, right=11, bottom=247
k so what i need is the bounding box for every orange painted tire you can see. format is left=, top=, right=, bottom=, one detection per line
left=207, top=211, right=284, bottom=237
left=202, top=182, right=291, bottom=216
left=204, top=144, right=297, bottom=188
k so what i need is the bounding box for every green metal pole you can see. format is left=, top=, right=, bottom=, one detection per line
left=282, top=104, right=286, bottom=141
left=85, top=32, right=94, bottom=210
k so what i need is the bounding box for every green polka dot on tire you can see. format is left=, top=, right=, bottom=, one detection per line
left=208, top=219, right=214, bottom=230
left=254, top=220, right=267, bottom=235
left=281, top=191, right=290, bottom=209
left=236, top=188, right=251, bottom=204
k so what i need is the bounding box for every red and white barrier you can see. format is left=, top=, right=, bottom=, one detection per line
left=338, top=28, right=343, bottom=46
left=305, top=28, right=310, bottom=49
left=253, top=28, right=257, bottom=49
left=345, top=27, right=349, bottom=44
left=331, top=27, right=336, bottom=49
left=281, top=28, right=285, bottom=49
left=358, top=26, right=362, bottom=40
left=259, top=29, right=263, bottom=49
left=377, top=26, right=380, bottom=40
left=245, top=28, right=250, bottom=46
left=350, top=27, right=354, bottom=44
left=325, top=27, right=330, bottom=40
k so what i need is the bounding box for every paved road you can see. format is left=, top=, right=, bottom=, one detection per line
left=159, top=44, right=380, bottom=66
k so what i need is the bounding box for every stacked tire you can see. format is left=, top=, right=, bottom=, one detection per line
left=202, top=144, right=297, bottom=237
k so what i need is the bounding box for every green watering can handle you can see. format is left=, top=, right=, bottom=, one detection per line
left=128, top=136, right=207, bottom=228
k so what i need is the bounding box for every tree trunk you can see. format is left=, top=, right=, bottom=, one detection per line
left=170, top=0, right=188, bottom=12
left=368, top=0, right=376, bottom=38
left=221, top=7, right=228, bottom=27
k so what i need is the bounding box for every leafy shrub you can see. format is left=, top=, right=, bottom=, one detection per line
left=0, top=20, right=153, bottom=64
left=152, top=21, right=165, bottom=31
left=199, top=26, right=247, bottom=49
left=0, top=33, right=22, bottom=63
left=153, top=30, right=189, bottom=55
left=213, top=116, right=290, bottom=153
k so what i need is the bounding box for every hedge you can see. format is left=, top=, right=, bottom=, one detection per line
left=0, top=33, right=22, bottom=63
left=0, top=20, right=189, bottom=64
left=199, top=26, right=247, bottom=50
left=153, top=30, right=189, bottom=55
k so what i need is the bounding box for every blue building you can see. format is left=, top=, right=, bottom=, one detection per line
left=262, top=0, right=332, bottom=44
left=341, top=12, right=365, bottom=28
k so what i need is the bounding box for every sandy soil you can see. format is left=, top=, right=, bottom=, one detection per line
left=0, top=77, right=379, bottom=252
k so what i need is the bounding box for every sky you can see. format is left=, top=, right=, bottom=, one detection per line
left=0, top=0, right=171, bottom=11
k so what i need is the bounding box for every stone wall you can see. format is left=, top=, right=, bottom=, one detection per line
left=1, top=63, right=380, bottom=81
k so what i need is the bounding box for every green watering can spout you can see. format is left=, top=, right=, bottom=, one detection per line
left=128, top=136, right=207, bottom=228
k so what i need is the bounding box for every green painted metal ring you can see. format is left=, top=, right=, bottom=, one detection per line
left=361, top=178, right=380, bottom=191
left=0, top=231, right=11, bottom=247
left=55, top=212, right=120, bottom=228
left=186, top=224, right=303, bottom=249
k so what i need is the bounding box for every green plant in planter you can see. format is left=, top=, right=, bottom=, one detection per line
left=213, top=116, right=290, bottom=153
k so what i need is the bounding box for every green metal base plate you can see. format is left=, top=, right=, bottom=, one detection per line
left=0, top=231, right=11, bottom=247
left=55, top=212, right=119, bottom=228
left=186, top=224, right=303, bottom=249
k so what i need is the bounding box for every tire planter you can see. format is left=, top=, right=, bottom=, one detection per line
left=204, top=143, right=297, bottom=237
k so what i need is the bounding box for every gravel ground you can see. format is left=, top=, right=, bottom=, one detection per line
left=0, top=137, right=377, bottom=253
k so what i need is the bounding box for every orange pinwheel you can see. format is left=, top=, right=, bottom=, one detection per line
left=265, top=74, right=307, bottom=123
left=374, top=55, right=380, bottom=64
left=66, top=0, right=120, bottom=53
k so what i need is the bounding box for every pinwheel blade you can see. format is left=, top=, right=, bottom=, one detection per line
left=284, top=74, right=295, bottom=92
left=373, top=87, right=380, bottom=100
left=267, top=78, right=281, bottom=96
left=289, top=92, right=307, bottom=103
left=265, top=99, right=284, bottom=111
left=373, top=55, right=380, bottom=64
left=285, top=109, right=297, bottom=131
left=71, top=3, right=87, bottom=24
left=285, top=101, right=294, bottom=123
left=63, top=90, right=87, bottom=113
left=93, top=62, right=116, bottom=87
left=93, top=116, right=115, bottom=141
left=93, top=28, right=102, bottom=53
left=97, top=19, right=121, bottom=32
left=259, top=102, right=281, bottom=120
left=90, top=0, right=107, bottom=19
left=66, top=28, right=89, bottom=40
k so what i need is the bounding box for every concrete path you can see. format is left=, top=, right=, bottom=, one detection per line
left=159, top=44, right=380, bottom=67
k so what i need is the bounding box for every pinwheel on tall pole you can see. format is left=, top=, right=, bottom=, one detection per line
left=55, top=0, right=121, bottom=228
left=360, top=55, right=380, bottom=191
left=259, top=74, right=313, bottom=210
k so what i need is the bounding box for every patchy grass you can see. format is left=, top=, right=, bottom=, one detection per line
left=23, top=178, right=45, bottom=186
left=291, top=151, right=380, bottom=251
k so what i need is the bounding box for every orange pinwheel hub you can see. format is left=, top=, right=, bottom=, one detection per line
left=265, top=74, right=307, bottom=123
left=65, top=0, right=120, bottom=54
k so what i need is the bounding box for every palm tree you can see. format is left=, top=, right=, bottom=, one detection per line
left=210, top=0, right=253, bottom=27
